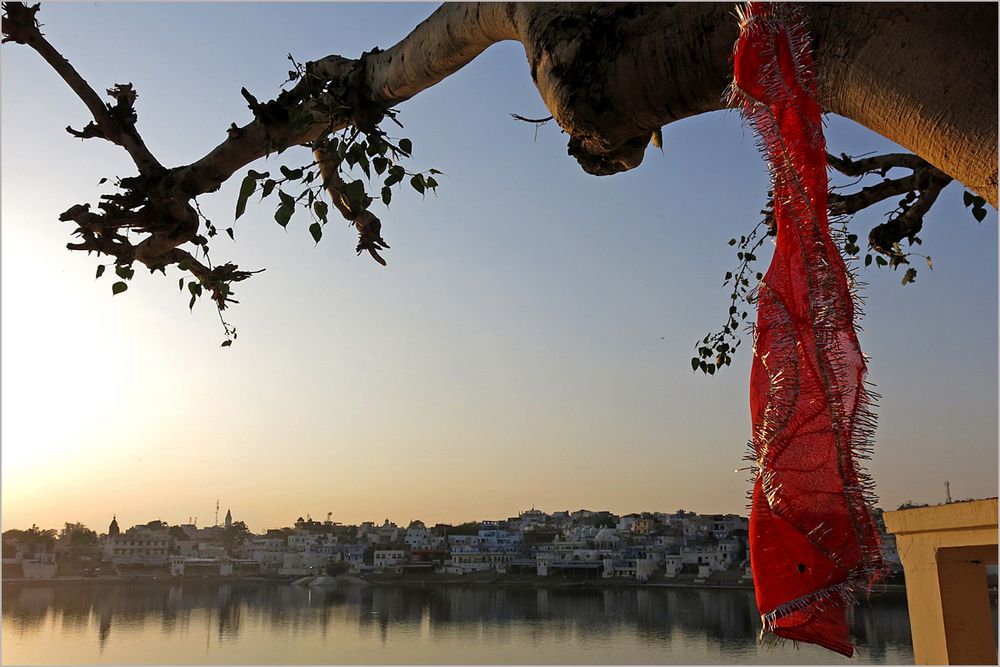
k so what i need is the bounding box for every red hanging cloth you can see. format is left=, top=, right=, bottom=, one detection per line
left=730, top=2, right=884, bottom=657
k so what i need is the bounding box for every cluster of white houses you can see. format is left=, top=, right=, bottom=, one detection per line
left=2, top=508, right=776, bottom=582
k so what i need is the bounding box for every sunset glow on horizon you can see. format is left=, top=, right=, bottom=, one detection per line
left=2, top=3, right=996, bottom=536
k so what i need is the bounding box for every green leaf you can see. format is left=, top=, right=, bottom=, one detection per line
left=221, top=340, right=233, bottom=348
left=225, top=227, right=234, bottom=240
left=410, top=174, right=425, bottom=195
left=280, top=165, right=303, bottom=180
left=372, top=157, right=388, bottom=175
left=95, top=265, right=106, bottom=280
left=313, top=200, right=328, bottom=222
left=111, top=281, right=128, bottom=295
left=342, top=180, right=367, bottom=213
left=875, top=255, right=888, bottom=267
left=115, top=265, right=135, bottom=281
left=864, top=254, right=873, bottom=267
left=398, top=138, right=412, bottom=156
left=972, top=206, right=987, bottom=222
left=98, top=177, right=108, bottom=185
left=425, top=176, right=438, bottom=190
left=278, top=190, right=295, bottom=207
left=963, top=191, right=975, bottom=207
left=384, top=165, right=405, bottom=187
left=901, top=267, right=917, bottom=285
left=691, top=357, right=700, bottom=372
left=381, top=185, right=392, bottom=207
left=178, top=278, right=184, bottom=291
left=309, top=222, right=323, bottom=244
left=247, top=169, right=269, bottom=180
left=275, top=204, right=293, bottom=228
left=261, top=179, right=277, bottom=198
left=235, top=175, right=256, bottom=220
left=728, top=238, right=736, bottom=246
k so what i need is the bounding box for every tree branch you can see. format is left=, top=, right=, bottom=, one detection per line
left=2, top=2, right=162, bottom=175
left=826, top=151, right=953, bottom=254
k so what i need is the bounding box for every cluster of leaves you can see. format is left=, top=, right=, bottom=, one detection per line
left=860, top=191, right=933, bottom=286
left=964, top=191, right=989, bottom=223
left=233, top=117, right=440, bottom=250
left=691, top=217, right=768, bottom=375
left=859, top=190, right=986, bottom=287
left=94, top=262, right=135, bottom=297
left=692, top=176, right=990, bottom=374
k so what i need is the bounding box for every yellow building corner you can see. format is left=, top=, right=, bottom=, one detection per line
left=884, top=498, right=998, bottom=665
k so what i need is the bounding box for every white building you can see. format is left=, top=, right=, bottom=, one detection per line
left=373, top=549, right=407, bottom=571
left=245, top=538, right=286, bottom=573
left=404, top=521, right=429, bottom=548
left=680, top=543, right=727, bottom=571
left=105, top=525, right=171, bottom=567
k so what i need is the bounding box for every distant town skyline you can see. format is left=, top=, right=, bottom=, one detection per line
left=2, top=4, right=996, bottom=535
left=3, top=494, right=969, bottom=536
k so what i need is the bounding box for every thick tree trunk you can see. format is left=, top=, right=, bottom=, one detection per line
left=811, top=3, right=997, bottom=206
left=358, top=3, right=996, bottom=203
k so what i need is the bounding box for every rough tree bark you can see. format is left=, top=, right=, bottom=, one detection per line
left=2, top=2, right=996, bottom=306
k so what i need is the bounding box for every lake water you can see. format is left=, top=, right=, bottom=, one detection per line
left=2, top=582, right=915, bottom=664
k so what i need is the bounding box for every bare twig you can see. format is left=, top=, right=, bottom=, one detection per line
left=3, top=2, right=162, bottom=175
left=511, top=113, right=554, bottom=124
left=827, top=151, right=953, bottom=254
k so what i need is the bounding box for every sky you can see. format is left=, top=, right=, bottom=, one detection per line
left=2, top=3, right=996, bottom=534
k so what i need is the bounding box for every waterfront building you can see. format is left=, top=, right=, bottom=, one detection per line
left=104, top=524, right=171, bottom=568
left=244, top=537, right=285, bottom=574
left=679, top=543, right=728, bottom=572
left=373, top=549, right=407, bottom=572
left=23, top=553, right=58, bottom=579
left=662, top=554, right=683, bottom=577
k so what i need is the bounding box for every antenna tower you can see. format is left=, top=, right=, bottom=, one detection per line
left=945, top=480, right=953, bottom=504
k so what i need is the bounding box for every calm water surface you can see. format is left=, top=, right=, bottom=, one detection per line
left=2, top=582, right=914, bottom=664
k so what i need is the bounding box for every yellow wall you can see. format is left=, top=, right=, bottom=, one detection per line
left=885, top=498, right=998, bottom=665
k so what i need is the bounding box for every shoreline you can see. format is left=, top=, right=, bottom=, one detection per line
left=0, top=573, right=909, bottom=595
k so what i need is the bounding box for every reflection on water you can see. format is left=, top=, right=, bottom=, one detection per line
left=2, top=582, right=914, bottom=664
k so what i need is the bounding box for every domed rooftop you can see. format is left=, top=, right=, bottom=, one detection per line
left=595, top=527, right=620, bottom=543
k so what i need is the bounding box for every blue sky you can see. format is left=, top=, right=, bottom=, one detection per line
left=2, top=3, right=996, bottom=532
